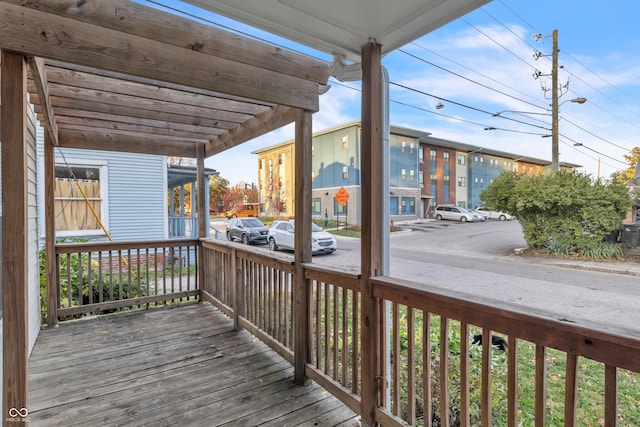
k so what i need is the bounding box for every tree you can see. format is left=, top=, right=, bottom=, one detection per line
left=611, top=147, right=640, bottom=185
left=209, top=175, right=229, bottom=213
left=480, top=170, right=631, bottom=253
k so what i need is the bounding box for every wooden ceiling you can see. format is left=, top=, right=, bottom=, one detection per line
left=0, top=0, right=331, bottom=159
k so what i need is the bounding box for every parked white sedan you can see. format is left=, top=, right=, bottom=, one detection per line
left=268, top=220, right=337, bottom=255
left=475, top=207, right=513, bottom=221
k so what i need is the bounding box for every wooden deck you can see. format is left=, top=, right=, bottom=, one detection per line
left=28, top=303, right=360, bottom=426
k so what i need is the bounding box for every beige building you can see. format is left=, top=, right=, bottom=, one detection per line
left=254, top=141, right=295, bottom=217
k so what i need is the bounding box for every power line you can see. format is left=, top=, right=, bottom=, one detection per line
left=398, top=47, right=547, bottom=111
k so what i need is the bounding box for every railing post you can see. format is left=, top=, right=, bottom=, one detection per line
left=232, top=249, right=244, bottom=330
left=293, top=108, right=313, bottom=384
left=44, top=126, right=58, bottom=326
left=360, top=40, right=384, bottom=426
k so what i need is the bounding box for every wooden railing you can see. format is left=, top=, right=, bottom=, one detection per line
left=199, top=241, right=640, bottom=426
left=52, top=239, right=199, bottom=320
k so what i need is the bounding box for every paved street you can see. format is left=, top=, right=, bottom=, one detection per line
left=211, top=218, right=640, bottom=338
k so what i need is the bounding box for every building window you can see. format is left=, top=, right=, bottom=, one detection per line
left=474, top=177, right=479, bottom=187
left=458, top=176, right=466, bottom=187
left=334, top=199, right=348, bottom=216
left=312, top=145, right=315, bottom=156
left=409, top=142, right=415, bottom=154
left=419, top=147, right=424, bottom=163
left=54, top=163, right=107, bottom=235
left=443, top=175, right=450, bottom=184
left=479, top=157, right=484, bottom=166
left=401, top=141, right=406, bottom=153
left=480, top=178, right=484, bottom=187
left=260, top=159, right=264, bottom=169
left=401, top=169, right=406, bottom=181
left=311, top=171, right=315, bottom=180
left=443, top=151, right=450, bottom=161
left=457, top=155, right=465, bottom=165
left=430, top=173, right=437, bottom=184
left=410, top=170, right=415, bottom=182
left=430, top=149, right=436, bottom=161
left=419, top=171, right=424, bottom=187
left=342, top=135, right=348, bottom=150
left=343, top=166, right=348, bottom=179
left=457, top=201, right=466, bottom=208
left=279, top=153, right=284, bottom=165
left=312, top=198, right=321, bottom=215
left=401, top=197, right=416, bottom=215
left=474, top=156, right=479, bottom=166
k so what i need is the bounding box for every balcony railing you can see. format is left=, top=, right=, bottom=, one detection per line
left=51, top=239, right=199, bottom=320
left=47, top=239, right=640, bottom=425
left=200, top=240, right=640, bottom=426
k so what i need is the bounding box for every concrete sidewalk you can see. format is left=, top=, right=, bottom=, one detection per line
left=519, top=253, right=640, bottom=277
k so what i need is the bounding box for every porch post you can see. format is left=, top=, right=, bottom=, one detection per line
left=196, top=142, right=206, bottom=295
left=293, top=108, right=312, bottom=385
left=360, top=40, right=384, bottom=426
left=44, top=130, right=58, bottom=326
left=2, top=50, right=29, bottom=423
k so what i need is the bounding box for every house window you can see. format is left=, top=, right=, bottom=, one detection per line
left=419, top=171, right=424, bottom=187
left=443, top=175, right=450, bottom=183
left=409, top=170, right=415, bottom=182
left=430, top=174, right=437, bottom=184
left=409, top=142, right=415, bottom=154
left=474, top=177, right=479, bottom=187
left=400, top=169, right=406, bottom=181
left=312, top=198, right=321, bottom=215
left=260, top=159, right=264, bottom=169
left=419, top=147, right=424, bottom=163
left=480, top=178, right=484, bottom=187
left=279, top=153, right=284, bottom=165
left=458, top=177, right=466, bottom=187
left=479, top=157, right=484, bottom=166
left=54, top=163, right=107, bottom=235
left=430, top=149, right=436, bottom=161
left=458, top=201, right=466, bottom=208
left=443, top=151, right=450, bottom=161
left=457, top=155, right=465, bottom=165
left=343, top=166, right=348, bottom=179
left=342, top=135, right=348, bottom=150
left=401, top=141, right=406, bottom=153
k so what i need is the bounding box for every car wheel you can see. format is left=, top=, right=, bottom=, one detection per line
left=436, top=214, right=443, bottom=220
left=242, top=234, right=249, bottom=245
left=226, top=231, right=231, bottom=241
left=268, top=237, right=278, bottom=251
left=460, top=216, right=468, bottom=223
left=499, top=215, right=506, bottom=221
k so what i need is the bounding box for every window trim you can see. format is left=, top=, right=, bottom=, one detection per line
left=53, top=157, right=109, bottom=238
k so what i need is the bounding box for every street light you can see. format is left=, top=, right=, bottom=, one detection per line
left=552, top=97, right=587, bottom=171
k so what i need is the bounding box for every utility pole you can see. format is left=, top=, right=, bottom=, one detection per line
left=551, top=29, right=559, bottom=172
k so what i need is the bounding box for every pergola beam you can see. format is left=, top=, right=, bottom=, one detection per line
left=58, top=128, right=199, bottom=158
left=26, top=56, right=58, bottom=145
left=0, top=1, right=324, bottom=111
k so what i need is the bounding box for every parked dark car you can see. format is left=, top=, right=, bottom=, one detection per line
left=226, top=217, right=269, bottom=245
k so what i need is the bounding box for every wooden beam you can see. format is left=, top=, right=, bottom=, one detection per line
left=2, top=0, right=330, bottom=84
left=58, top=128, right=198, bottom=158
left=1, top=49, right=29, bottom=422
left=36, top=107, right=225, bottom=137
left=44, top=130, right=58, bottom=327
left=0, top=1, right=322, bottom=110
left=207, top=105, right=297, bottom=157
left=26, top=56, right=58, bottom=145
left=293, top=108, right=313, bottom=385
left=43, top=64, right=270, bottom=115
left=360, top=40, right=384, bottom=427
left=30, top=96, right=239, bottom=130
left=54, top=115, right=219, bottom=141
left=34, top=87, right=255, bottom=123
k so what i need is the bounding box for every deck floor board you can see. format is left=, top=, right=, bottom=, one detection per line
left=28, top=303, right=360, bottom=426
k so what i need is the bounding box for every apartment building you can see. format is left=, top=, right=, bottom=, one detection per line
left=255, top=121, right=567, bottom=223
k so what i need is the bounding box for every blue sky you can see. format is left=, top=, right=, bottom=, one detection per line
left=142, top=1, right=640, bottom=185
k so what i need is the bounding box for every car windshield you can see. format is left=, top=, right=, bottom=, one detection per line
left=311, top=223, right=322, bottom=232
left=242, top=218, right=265, bottom=227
